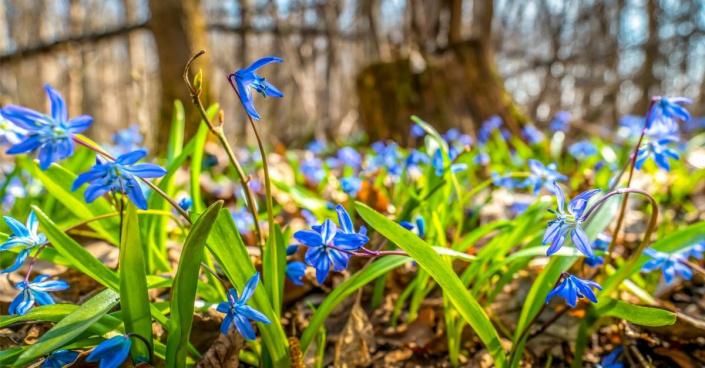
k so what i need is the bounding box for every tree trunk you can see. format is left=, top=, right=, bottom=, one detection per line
left=148, top=0, right=210, bottom=151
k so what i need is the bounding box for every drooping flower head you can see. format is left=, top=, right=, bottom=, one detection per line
left=286, top=261, right=307, bottom=286
left=641, top=248, right=692, bottom=285
left=230, top=57, right=284, bottom=120
left=1, top=211, right=47, bottom=274
left=636, top=124, right=680, bottom=171
left=522, top=125, right=545, bottom=144
left=2, top=85, right=93, bottom=169
left=41, top=350, right=80, bottom=368
left=341, top=176, right=362, bottom=197
left=543, top=182, right=600, bottom=258
left=295, top=218, right=369, bottom=284
left=568, top=140, right=598, bottom=160
left=519, top=160, right=567, bottom=195
left=110, top=125, right=144, bottom=155
left=647, top=96, right=691, bottom=131
left=328, top=147, right=362, bottom=170
left=9, top=275, right=69, bottom=316
left=585, top=232, right=612, bottom=267
left=217, top=273, right=271, bottom=339
left=0, top=115, right=26, bottom=146
left=478, top=115, right=503, bottom=144
left=400, top=215, right=425, bottom=238
left=684, top=241, right=705, bottom=260
left=72, top=150, right=166, bottom=210
left=545, top=273, right=602, bottom=308
left=86, top=335, right=132, bottom=368
left=364, top=142, right=403, bottom=176
left=178, top=197, right=193, bottom=211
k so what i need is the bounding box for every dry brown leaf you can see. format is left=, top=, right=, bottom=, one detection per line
left=194, top=329, right=244, bottom=368
left=333, top=300, right=376, bottom=368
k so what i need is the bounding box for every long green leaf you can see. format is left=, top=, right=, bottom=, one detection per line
left=300, top=255, right=410, bottom=353
left=120, top=203, right=153, bottom=361
left=15, top=289, right=120, bottom=366
left=166, top=201, right=223, bottom=367
left=263, top=223, right=288, bottom=316
left=355, top=202, right=506, bottom=366
left=0, top=304, right=121, bottom=333
left=206, top=209, right=290, bottom=367
left=595, top=298, right=676, bottom=326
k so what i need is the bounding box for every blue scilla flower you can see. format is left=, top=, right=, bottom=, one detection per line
left=72, top=150, right=166, bottom=210
left=550, top=111, right=571, bottom=132
left=286, top=261, right=307, bottom=286
left=411, top=123, right=425, bottom=137
left=111, top=125, right=144, bottom=155
left=217, top=273, right=271, bottom=339
left=2, top=85, right=93, bottom=170
left=400, top=215, right=425, bottom=238
left=519, top=159, right=567, bottom=195
left=618, top=115, right=645, bottom=141
left=1, top=212, right=46, bottom=274
left=474, top=152, right=490, bottom=165
left=635, top=126, right=680, bottom=171
left=301, top=157, right=326, bottom=184
left=315, top=204, right=367, bottom=237
left=568, top=140, right=598, bottom=160
left=230, top=57, right=283, bottom=121
left=332, top=147, right=362, bottom=170
left=684, top=241, right=705, bottom=260
left=522, top=125, right=545, bottom=144
left=306, top=139, right=327, bottom=155
left=0, top=115, right=26, bottom=145
left=10, top=275, right=69, bottom=316
left=641, top=248, right=692, bottom=285
left=341, top=176, right=362, bottom=197
left=432, top=149, right=467, bottom=176
left=295, top=218, right=369, bottom=284
left=365, top=142, right=402, bottom=176
left=647, top=97, right=691, bottom=130
left=231, top=207, right=255, bottom=235
left=585, top=233, right=612, bottom=267
left=543, top=182, right=601, bottom=258
left=546, top=273, right=602, bottom=308
left=405, top=149, right=429, bottom=168
left=178, top=197, right=193, bottom=211
left=491, top=172, right=518, bottom=189
left=597, top=347, right=623, bottom=368
left=86, top=335, right=132, bottom=368
left=478, top=115, right=503, bottom=144
left=42, top=350, right=80, bottom=368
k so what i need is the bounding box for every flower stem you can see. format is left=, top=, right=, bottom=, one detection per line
left=182, top=51, right=265, bottom=250
left=23, top=244, right=47, bottom=283
left=126, top=333, right=155, bottom=364
left=603, top=97, right=658, bottom=268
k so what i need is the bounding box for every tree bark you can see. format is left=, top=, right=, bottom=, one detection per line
left=148, top=0, right=210, bottom=151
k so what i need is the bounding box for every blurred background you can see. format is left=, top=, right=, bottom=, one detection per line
left=0, top=0, right=704, bottom=150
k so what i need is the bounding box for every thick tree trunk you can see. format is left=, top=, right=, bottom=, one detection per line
left=357, top=40, right=527, bottom=143
left=148, top=0, right=210, bottom=151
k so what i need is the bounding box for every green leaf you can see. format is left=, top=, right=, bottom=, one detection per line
left=300, top=255, right=411, bottom=353
left=0, top=304, right=121, bottom=333
left=355, top=203, right=506, bottom=366
left=32, top=206, right=119, bottom=290
left=119, top=203, right=154, bottom=361
left=206, top=209, right=290, bottom=367
left=25, top=160, right=118, bottom=244
left=166, top=201, right=223, bottom=367
left=595, top=298, right=676, bottom=326
left=15, top=289, right=120, bottom=366
left=263, top=223, right=288, bottom=316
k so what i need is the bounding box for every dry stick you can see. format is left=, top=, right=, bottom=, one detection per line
left=182, top=50, right=266, bottom=251
left=602, top=98, right=658, bottom=270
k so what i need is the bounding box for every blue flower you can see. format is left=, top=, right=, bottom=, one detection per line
left=618, top=115, right=645, bottom=141
left=491, top=172, right=519, bottom=189
left=411, top=123, right=425, bottom=137
left=2, top=85, right=92, bottom=170
left=647, top=97, right=691, bottom=130
left=217, top=273, right=271, bottom=339
left=72, top=150, right=166, bottom=210
left=178, top=197, right=193, bottom=211
left=294, top=218, right=369, bottom=284
left=545, top=273, right=602, bottom=308
left=230, top=57, right=284, bottom=120
left=522, top=125, right=545, bottom=144
left=86, top=335, right=132, bottom=368
left=1, top=211, right=46, bottom=274
left=364, top=142, right=402, bottom=176
left=543, top=182, right=601, bottom=258
left=400, top=215, right=425, bottom=238
left=305, top=139, right=327, bottom=155
left=111, top=125, right=144, bottom=155
left=550, top=111, right=571, bottom=132
left=231, top=207, right=255, bottom=235
left=641, top=248, right=692, bottom=285
left=684, top=241, right=705, bottom=260
left=478, top=116, right=503, bottom=144
left=519, top=160, right=567, bottom=195
left=286, top=261, right=307, bottom=286
left=474, top=152, right=490, bottom=165
left=0, top=115, right=26, bottom=145
left=301, top=157, right=326, bottom=184
left=42, top=350, right=80, bottom=368
left=9, top=275, right=69, bottom=316
left=405, top=149, right=429, bottom=168
left=432, top=148, right=467, bottom=176
left=597, top=347, right=623, bottom=368
left=301, top=209, right=319, bottom=226
left=635, top=126, right=680, bottom=171
left=585, top=233, right=612, bottom=267
left=568, top=140, right=598, bottom=160
left=329, top=147, right=362, bottom=170
left=341, top=176, right=362, bottom=197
